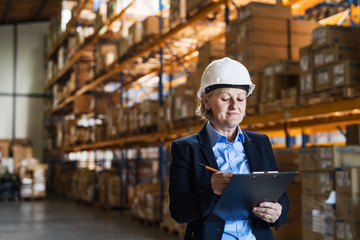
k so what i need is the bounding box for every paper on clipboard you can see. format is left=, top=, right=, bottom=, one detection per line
left=205, top=172, right=298, bottom=222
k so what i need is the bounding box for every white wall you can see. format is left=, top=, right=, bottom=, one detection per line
left=0, top=22, right=49, bottom=160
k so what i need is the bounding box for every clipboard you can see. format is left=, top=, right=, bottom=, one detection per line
left=205, top=172, right=298, bottom=222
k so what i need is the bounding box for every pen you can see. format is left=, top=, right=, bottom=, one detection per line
left=198, top=162, right=219, bottom=173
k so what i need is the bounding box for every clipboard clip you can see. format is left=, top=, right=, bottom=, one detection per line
left=253, top=171, right=278, bottom=174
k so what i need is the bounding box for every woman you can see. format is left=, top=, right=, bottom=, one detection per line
left=169, top=57, right=289, bottom=240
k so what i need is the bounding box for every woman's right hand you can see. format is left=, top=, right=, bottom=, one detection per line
left=211, top=172, right=233, bottom=195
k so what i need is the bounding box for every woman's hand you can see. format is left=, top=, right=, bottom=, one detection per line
left=252, top=202, right=282, bottom=223
left=211, top=172, right=233, bottom=195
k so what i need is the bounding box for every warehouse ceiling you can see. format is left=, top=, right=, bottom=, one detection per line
left=0, top=0, right=61, bottom=25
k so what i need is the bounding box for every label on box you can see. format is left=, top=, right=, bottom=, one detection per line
left=300, top=56, right=310, bottom=72
left=314, top=53, right=324, bottom=67
left=318, top=70, right=329, bottom=84
left=336, top=171, right=351, bottom=187
left=334, top=63, right=345, bottom=86
left=274, top=64, right=283, bottom=73
left=264, top=65, right=273, bottom=76
left=324, top=53, right=334, bottom=64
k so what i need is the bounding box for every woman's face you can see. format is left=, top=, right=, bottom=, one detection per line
left=203, top=88, right=247, bottom=130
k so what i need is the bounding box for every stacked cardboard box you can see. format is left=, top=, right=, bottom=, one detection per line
left=172, top=84, right=196, bottom=121
left=226, top=2, right=318, bottom=111
left=300, top=26, right=360, bottom=105
left=299, top=147, right=336, bottom=240
left=226, top=3, right=318, bottom=71
left=335, top=167, right=360, bottom=240
left=0, top=139, right=11, bottom=158
left=131, top=183, right=161, bottom=222
left=138, top=100, right=160, bottom=131
left=169, top=0, right=186, bottom=29
left=260, top=60, right=299, bottom=114
left=96, top=42, right=117, bottom=74
left=273, top=148, right=302, bottom=240
left=71, top=169, right=94, bottom=202
left=128, top=22, right=143, bottom=47
left=300, top=145, right=360, bottom=240
left=18, top=158, right=47, bottom=199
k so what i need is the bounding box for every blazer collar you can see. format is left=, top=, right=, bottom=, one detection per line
left=198, top=126, right=260, bottom=173
left=198, top=124, right=219, bottom=170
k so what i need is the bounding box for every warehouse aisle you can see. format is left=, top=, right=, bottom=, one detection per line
left=0, top=197, right=181, bottom=240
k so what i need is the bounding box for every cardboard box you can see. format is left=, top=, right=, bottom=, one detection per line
left=335, top=221, right=360, bottom=240
left=273, top=60, right=300, bottom=75
left=234, top=30, right=289, bottom=48
left=315, top=65, right=333, bottom=91
left=333, top=146, right=360, bottom=168
left=238, top=2, right=292, bottom=22
left=197, top=40, right=225, bottom=73
left=302, top=171, right=334, bottom=196
left=300, top=45, right=313, bottom=73
left=74, top=95, right=93, bottom=114
left=290, top=19, right=319, bottom=34
left=142, top=16, right=169, bottom=37
left=313, top=44, right=360, bottom=69
left=312, top=25, right=360, bottom=50
left=335, top=168, right=360, bottom=195
left=336, top=193, right=360, bottom=221
left=169, top=0, right=186, bottom=29
left=333, top=60, right=360, bottom=88
left=128, top=21, right=143, bottom=46
left=299, top=73, right=314, bottom=95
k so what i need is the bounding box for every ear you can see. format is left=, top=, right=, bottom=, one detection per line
left=202, top=95, right=211, bottom=110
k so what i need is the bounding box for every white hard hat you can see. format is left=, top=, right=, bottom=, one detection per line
left=197, top=57, right=255, bottom=99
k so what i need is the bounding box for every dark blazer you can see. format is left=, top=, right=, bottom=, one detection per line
left=169, top=124, right=289, bottom=240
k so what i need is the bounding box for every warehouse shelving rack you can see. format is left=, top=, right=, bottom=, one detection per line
left=44, top=0, right=360, bottom=218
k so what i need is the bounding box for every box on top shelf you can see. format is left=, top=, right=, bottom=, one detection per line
left=314, top=60, right=360, bottom=92
left=128, top=21, right=143, bottom=47
left=186, top=0, right=212, bottom=16
left=141, top=16, right=168, bottom=37
left=238, top=2, right=292, bottom=22
left=290, top=19, right=319, bottom=34
left=333, top=60, right=360, bottom=88
left=299, top=146, right=360, bottom=171
left=264, top=60, right=300, bottom=76
left=314, top=65, right=333, bottom=92
left=313, top=44, right=360, bottom=69
left=169, top=0, right=186, bottom=29
left=312, top=25, right=360, bottom=50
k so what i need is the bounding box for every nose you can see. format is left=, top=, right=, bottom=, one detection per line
left=229, top=97, right=238, bottom=109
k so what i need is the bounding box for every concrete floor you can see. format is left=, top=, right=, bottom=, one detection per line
left=0, top=197, right=181, bottom=240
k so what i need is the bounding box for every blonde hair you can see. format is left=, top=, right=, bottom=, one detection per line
left=195, top=91, right=215, bottom=121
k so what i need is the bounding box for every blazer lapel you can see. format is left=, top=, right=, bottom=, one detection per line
left=242, top=131, right=260, bottom=172
left=198, top=124, right=219, bottom=170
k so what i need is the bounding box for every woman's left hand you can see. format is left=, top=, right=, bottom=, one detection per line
left=252, top=202, right=282, bottom=223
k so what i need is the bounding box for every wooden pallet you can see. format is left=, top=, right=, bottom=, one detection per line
left=299, top=86, right=360, bottom=107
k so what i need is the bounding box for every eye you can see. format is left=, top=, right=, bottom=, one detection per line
left=221, top=97, right=230, bottom=102
left=237, top=97, right=244, bottom=102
